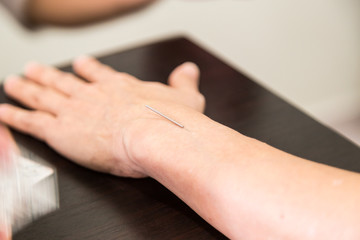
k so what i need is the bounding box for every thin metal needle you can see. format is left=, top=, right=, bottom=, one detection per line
left=145, top=105, right=184, bottom=128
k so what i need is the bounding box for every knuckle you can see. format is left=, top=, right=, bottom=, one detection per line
left=56, top=73, right=74, bottom=87
left=91, top=69, right=105, bottom=81
left=60, top=72, right=72, bottom=79
left=103, top=65, right=114, bottom=73
left=45, top=68, right=61, bottom=80
left=195, top=93, right=206, bottom=111
left=116, top=72, right=129, bottom=78
left=31, top=93, right=44, bottom=106
left=18, top=114, right=33, bottom=129
left=146, top=81, right=163, bottom=89
left=28, top=112, right=47, bottom=139
left=53, top=79, right=64, bottom=90
left=116, top=72, right=137, bottom=82
left=82, top=84, right=98, bottom=96
left=196, top=93, right=206, bottom=105
left=86, top=66, right=98, bottom=77
left=53, top=69, right=64, bottom=77
left=152, top=81, right=163, bottom=87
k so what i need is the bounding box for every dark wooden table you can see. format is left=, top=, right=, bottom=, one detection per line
left=1, top=36, right=359, bottom=239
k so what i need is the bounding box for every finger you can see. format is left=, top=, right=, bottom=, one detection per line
left=4, top=75, right=66, bottom=115
left=0, top=225, right=11, bottom=240
left=0, top=104, right=55, bottom=141
left=24, top=62, right=87, bottom=96
left=168, top=62, right=200, bottom=93
left=73, top=55, right=116, bottom=82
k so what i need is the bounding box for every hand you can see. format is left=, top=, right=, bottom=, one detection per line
left=0, top=57, right=205, bottom=177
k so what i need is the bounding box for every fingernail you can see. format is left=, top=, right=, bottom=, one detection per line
left=4, top=75, right=20, bottom=87
left=24, top=61, right=41, bottom=76
left=74, top=55, right=94, bottom=66
left=179, top=62, right=199, bottom=78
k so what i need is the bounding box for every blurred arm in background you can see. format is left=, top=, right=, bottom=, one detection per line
left=0, top=0, right=155, bottom=26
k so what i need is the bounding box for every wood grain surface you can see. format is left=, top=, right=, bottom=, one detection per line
left=1, top=36, right=359, bottom=239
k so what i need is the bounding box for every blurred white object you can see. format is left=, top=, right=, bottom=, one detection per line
left=0, top=151, right=58, bottom=233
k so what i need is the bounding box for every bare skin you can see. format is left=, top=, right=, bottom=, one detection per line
left=0, top=226, right=10, bottom=240
left=26, top=0, right=155, bottom=25
left=0, top=57, right=360, bottom=239
left=0, top=124, right=16, bottom=240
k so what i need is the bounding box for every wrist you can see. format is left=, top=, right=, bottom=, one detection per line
left=123, top=104, right=201, bottom=177
left=122, top=103, right=251, bottom=179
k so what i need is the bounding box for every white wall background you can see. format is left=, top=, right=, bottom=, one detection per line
left=0, top=0, right=359, bottom=144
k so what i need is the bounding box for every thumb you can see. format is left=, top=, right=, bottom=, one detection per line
left=168, top=62, right=200, bottom=92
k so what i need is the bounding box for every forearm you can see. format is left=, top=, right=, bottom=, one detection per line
left=27, top=0, right=153, bottom=25
left=1, top=56, right=359, bottom=239
left=127, top=104, right=360, bottom=239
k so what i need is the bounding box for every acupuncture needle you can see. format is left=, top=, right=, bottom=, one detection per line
left=145, top=105, right=184, bottom=128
